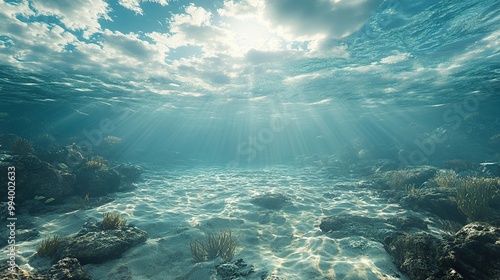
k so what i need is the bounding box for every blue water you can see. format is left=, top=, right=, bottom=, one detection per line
left=0, top=0, right=499, bottom=279
left=1, top=0, right=499, bottom=167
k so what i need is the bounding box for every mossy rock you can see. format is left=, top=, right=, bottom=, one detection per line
left=74, top=167, right=120, bottom=196
left=0, top=155, right=75, bottom=203
left=53, top=226, right=147, bottom=264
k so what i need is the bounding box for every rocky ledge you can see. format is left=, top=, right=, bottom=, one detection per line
left=384, top=222, right=500, bottom=280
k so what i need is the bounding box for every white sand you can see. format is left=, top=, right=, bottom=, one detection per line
left=12, top=164, right=421, bottom=279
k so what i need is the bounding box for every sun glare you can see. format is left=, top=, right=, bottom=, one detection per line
left=225, top=17, right=282, bottom=55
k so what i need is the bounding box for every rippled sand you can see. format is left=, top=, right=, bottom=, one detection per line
left=16, top=164, right=419, bottom=279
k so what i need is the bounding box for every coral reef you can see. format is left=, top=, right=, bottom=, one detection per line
left=83, top=156, right=108, bottom=170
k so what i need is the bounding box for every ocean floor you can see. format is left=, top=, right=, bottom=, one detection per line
left=8, top=164, right=451, bottom=279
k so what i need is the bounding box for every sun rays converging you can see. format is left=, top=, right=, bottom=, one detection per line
left=223, top=17, right=284, bottom=56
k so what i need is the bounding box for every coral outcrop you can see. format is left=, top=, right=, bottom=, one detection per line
left=53, top=221, right=147, bottom=264
left=0, top=155, right=75, bottom=203
left=384, top=222, right=500, bottom=280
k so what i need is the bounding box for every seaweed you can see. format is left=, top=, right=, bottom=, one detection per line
left=455, top=177, right=499, bottom=221
left=12, top=137, right=34, bottom=156
left=433, top=170, right=459, bottom=189
left=190, top=239, right=206, bottom=262
left=190, top=229, right=236, bottom=263
left=205, top=233, right=221, bottom=260
left=101, top=212, right=127, bottom=230
left=218, top=230, right=236, bottom=262
left=37, top=235, right=61, bottom=257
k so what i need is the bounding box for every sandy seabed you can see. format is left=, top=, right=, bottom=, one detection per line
left=11, top=164, right=433, bottom=279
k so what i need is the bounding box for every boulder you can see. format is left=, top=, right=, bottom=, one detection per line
left=0, top=257, right=91, bottom=280
left=113, top=164, right=142, bottom=183
left=384, top=222, right=500, bottom=280
left=53, top=226, right=147, bottom=264
left=400, top=189, right=467, bottom=224
left=383, top=232, right=446, bottom=280
left=0, top=264, right=32, bottom=280
left=215, top=259, right=254, bottom=280
left=74, top=167, right=120, bottom=196
left=385, top=216, right=428, bottom=231
left=479, top=162, right=500, bottom=177
left=320, top=213, right=427, bottom=242
left=442, top=222, right=500, bottom=279
left=0, top=202, right=8, bottom=221
left=0, top=155, right=75, bottom=203
left=112, top=164, right=142, bottom=192
left=46, top=257, right=92, bottom=280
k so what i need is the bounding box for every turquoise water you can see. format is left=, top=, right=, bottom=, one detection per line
left=0, top=0, right=498, bottom=167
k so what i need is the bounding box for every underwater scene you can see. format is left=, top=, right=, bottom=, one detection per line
left=0, top=0, right=499, bottom=279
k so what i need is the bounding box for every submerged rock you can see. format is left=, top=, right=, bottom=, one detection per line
left=0, top=257, right=91, bottom=280
left=320, top=214, right=374, bottom=233
left=113, top=164, right=143, bottom=183
left=400, top=189, right=467, bottom=224
left=260, top=273, right=286, bottom=280
left=385, top=216, right=428, bottom=231
left=442, top=222, right=500, bottom=279
left=0, top=202, right=8, bottom=221
left=53, top=225, right=147, bottom=264
left=215, top=259, right=255, bottom=280
left=0, top=155, right=75, bottom=203
left=74, top=167, right=120, bottom=196
left=479, top=162, right=500, bottom=177
left=384, top=222, right=500, bottom=280
left=113, top=164, right=143, bottom=192
left=383, top=232, right=446, bottom=280
left=320, top=213, right=427, bottom=242
left=250, top=193, right=290, bottom=210
left=385, top=165, right=438, bottom=188
left=46, top=257, right=92, bottom=280
left=0, top=264, right=31, bottom=280
left=371, top=160, right=400, bottom=173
